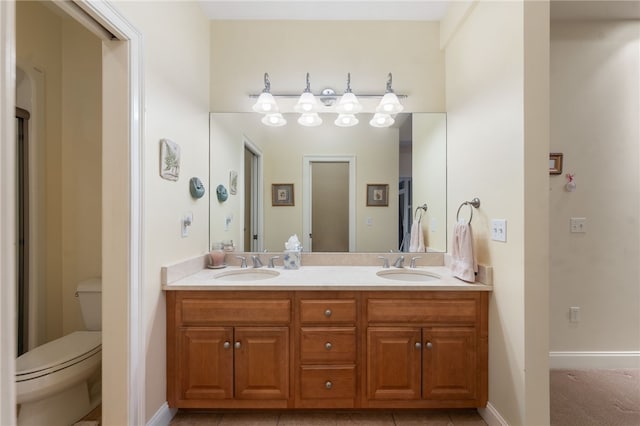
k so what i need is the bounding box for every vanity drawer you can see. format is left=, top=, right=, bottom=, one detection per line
left=367, top=298, right=477, bottom=324
left=180, top=299, right=291, bottom=325
left=300, top=299, right=356, bottom=324
left=300, top=365, right=356, bottom=399
left=300, top=327, right=356, bottom=363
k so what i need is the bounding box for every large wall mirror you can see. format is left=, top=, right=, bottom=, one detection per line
left=209, top=112, right=446, bottom=253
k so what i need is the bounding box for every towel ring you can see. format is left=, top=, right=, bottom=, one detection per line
left=456, top=198, right=481, bottom=225
left=414, top=204, right=428, bottom=221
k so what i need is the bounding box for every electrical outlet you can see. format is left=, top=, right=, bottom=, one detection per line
left=491, top=219, right=507, bottom=242
left=569, top=306, right=581, bottom=323
left=181, top=212, right=193, bottom=238
left=570, top=217, right=587, bottom=233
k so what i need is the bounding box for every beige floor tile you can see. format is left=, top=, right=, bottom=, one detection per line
left=447, top=409, right=486, bottom=425
left=170, top=411, right=223, bottom=425
left=335, top=411, right=395, bottom=425
left=218, top=412, right=280, bottom=426
left=393, top=410, right=452, bottom=426
left=277, top=411, right=337, bottom=425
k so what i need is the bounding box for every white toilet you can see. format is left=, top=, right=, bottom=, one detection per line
left=16, top=278, right=102, bottom=426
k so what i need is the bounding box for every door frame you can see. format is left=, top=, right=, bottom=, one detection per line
left=302, top=155, right=356, bottom=252
left=243, top=136, right=263, bottom=252
left=0, top=1, right=145, bottom=424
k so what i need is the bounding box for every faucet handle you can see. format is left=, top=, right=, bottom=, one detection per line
left=410, top=256, right=422, bottom=268
left=236, top=256, right=247, bottom=268
left=268, top=256, right=280, bottom=268
left=378, top=256, right=389, bottom=269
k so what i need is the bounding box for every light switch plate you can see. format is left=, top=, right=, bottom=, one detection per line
left=570, top=217, right=587, bottom=233
left=491, top=219, right=507, bottom=242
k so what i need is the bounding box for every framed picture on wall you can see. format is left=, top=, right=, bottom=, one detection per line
left=367, top=184, right=389, bottom=207
left=272, top=183, right=294, bottom=206
left=549, top=153, right=563, bottom=175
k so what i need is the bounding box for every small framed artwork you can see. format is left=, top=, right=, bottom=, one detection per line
left=550, top=153, right=563, bottom=175
left=229, top=170, right=238, bottom=195
left=272, top=183, right=294, bottom=206
left=367, top=184, right=389, bottom=207
left=160, top=138, right=180, bottom=181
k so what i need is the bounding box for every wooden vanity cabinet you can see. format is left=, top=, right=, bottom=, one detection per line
left=295, top=292, right=359, bottom=408
left=364, top=292, right=488, bottom=409
left=167, top=291, right=293, bottom=408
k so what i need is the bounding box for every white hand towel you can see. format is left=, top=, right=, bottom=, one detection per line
left=409, top=220, right=425, bottom=252
left=450, top=220, right=477, bottom=282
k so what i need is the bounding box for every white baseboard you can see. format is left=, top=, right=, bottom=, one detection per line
left=146, top=402, right=177, bottom=426
left=549, top=351, right=640, bottom=369
left=478, top=402, right=509, bottom=426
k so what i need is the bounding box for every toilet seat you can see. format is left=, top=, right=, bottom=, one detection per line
left=16, top=331, right=101, bottom=382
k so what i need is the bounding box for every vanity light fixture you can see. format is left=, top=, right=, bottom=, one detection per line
left=252, top=73, right=279, bottom=113
left=335, top=114, right=359, bottom=127
left=298, top=112, right=323, bottom=127
left=336, top=73, right=362, bottom=114
left=262, top=112, right=287, bottom=127
left=369, top=112, right=395, bottom=128
left=294, top=73, right=321, bottom=114
left=376, top=73, right=404, bottom=115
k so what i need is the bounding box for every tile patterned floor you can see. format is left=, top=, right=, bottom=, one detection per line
left=169, top=409, right=487, bottom=425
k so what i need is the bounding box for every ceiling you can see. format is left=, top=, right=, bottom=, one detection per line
left=197, top=0, right=450, bottom=21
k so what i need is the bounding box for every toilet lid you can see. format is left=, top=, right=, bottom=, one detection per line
left=16, top=331, right=101, bottom=376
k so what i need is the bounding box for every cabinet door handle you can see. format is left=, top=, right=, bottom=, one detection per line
left=325, top=381, right=333, bottom=390
left=234, top=341, right=241, bottom=349
left=223, top=341, right=231, bottom=349
left=426, top=341, right=433, bottom=349
left=415, top=342, right=422, bottom=349
left=324, top=309, right=332, bottom=318
left=325, top=342, right=333, bottom=351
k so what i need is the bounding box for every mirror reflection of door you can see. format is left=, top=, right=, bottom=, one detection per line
left=16, top=107, right=30, bottom=356
left=311, top=162, right=349, bottom=252
left=244, top=145, right=261, bottom=251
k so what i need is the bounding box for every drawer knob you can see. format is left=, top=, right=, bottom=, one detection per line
left=325, top=342, right=333, bottom=351
left=415, top=342, right=422, bottom=349
left=223, top=341, right=231, bottom=349
left=324, top=309, right=332, bottom=317
left=325, top=381, right=333, bottom=389
left=426, top=342, right=433, bottom=349
left=234, top=341, right=241, bottom=349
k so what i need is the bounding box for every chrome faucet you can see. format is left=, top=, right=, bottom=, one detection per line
left=410, top=256, right=421, bottom=268
left=268, top=256, right=280, bottom=268
left=378, top=256, right=390, bottom=268
left=236, top=256, right=247, bottom=268
left=393, top=255, right=405, bottom=268
left=251, top=255, right=263, bottom=268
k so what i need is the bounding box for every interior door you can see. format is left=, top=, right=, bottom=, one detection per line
left=311, top=162, right=349, bottom=252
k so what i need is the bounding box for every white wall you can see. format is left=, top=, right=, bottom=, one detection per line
left=549, top=20, right=640, bottom=358
left=109, top=2, right=211, bottom=422
left=210, top=20, right=445, bottom=113
left=443, top=2, right=549, bottom=425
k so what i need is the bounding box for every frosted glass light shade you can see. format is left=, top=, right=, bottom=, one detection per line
left=376, top=92, right=404, bottom=114
left=252, top=92, right=278, bottom=113
left=298, top=113, right=323, bottom=127
left=294, top=92, right=319, bottom=113
left=369, top=113, right=395, bottom=128
left=261, top=113, right=287, bottom=127
left=335, top=114, right=359, bottom=127
left=336, top=92, right=362, bottom=114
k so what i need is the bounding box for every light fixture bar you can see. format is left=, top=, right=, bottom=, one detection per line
left=249, top=93, right=407, bottom=99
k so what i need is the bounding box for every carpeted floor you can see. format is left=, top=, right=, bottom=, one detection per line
left=550, top=369, right=640, bottom=426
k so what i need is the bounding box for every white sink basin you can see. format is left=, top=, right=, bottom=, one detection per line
left=376, top=269, right=440, bottom=282
left=214, top=269, right=280, bottom=281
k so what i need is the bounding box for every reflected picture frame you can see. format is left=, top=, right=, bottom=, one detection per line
left=550, top=153, right=563, bottom=175
left=272, top=183, right=294, bottom=206
left=367, top=184, right=389, bottom=207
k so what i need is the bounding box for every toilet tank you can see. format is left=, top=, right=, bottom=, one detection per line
left=76, top=278, right=102, bottom=331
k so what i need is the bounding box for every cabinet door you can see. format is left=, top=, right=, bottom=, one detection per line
left=423, top=327, right=477, bottom=401
left=178, top=327, right=233, bottom=400
left=367, top=327, right=421, bottom=400
left=234, top=327, right=289, bottom=400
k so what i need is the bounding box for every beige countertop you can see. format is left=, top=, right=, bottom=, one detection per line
left=162, top=265, right=493, bottom=291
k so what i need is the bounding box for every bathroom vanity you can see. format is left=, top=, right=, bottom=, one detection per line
left=164, top=260, right=491, bottom=410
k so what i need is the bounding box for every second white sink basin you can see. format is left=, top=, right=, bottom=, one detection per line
left=376, top=269, right=440, bottom=282
left=214, top=269, right=280, bottom=281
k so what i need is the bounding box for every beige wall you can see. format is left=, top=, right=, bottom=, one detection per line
left=444, top=2, right=549, bottom=424
left=210, top=20, right=445, bottom=113
left=550, top=20, right=640, bottom=353
left=110, top=1, right=211, bottom=422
